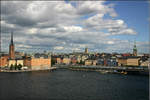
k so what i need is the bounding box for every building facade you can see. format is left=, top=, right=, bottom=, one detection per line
left=85, top=60, right=97, bottom=66
left=24, top=57, right=51, bottom=70
left=118, top=57, right=140, bottom=66
left=8, top=59, right=23, bottom=67
left=0, top=55, right=9, bottom=67
left=62, top=58, right=71, bottom=65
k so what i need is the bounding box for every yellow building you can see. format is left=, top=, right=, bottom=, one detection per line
left=16, top=60, right=24, bottom=66
left=85, top=60, right=97, bottom=66
left=118, top=58, right=127, bottom=66
left=56, top=58, right=61, bottom=64
left=77, top=56, right=81, bottom=63
left=92, top=60, right=97, bottom=66
left=63, top=58, right=71, bottom=65
left=85, top=60, right=92, bottom=65
left=118, top=57, right=140, bottom=66
left=127, top=58, right=140, bottom=66
left=8, top=60, right=16, bottom=66
left=8, top=59, right=24, bottom=67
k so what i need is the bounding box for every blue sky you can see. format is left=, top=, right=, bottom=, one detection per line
left=76, top=1, right=149, bottom=42
left=106, top=1, right=149, bottom=42
left=1, top=1, right=149, bottom=53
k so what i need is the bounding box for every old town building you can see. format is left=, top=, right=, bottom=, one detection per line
left=24, top=55, right=51, bottom=70
left=8, top=59, right=24, bottom=67
left=62, top=57, right=71, bottom=65
left=0, top=54, right=9, bottom=67
left=118, top=57, right=140, bottom=66
left=85, top=60, right=97, bottom=66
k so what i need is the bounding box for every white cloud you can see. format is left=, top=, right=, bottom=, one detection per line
left=107, top=41, right=114, bottom=44
left=54, top=46, right=64, bottom=50
left=84, top=14, right=136, bottom=35
left=63, top=26, right=83, bottom=32
left=16, top=44, right=32, bottom=48
left=1, top=1, right=147, bottom=53
left=116, top=20, right=124, bottom=25
left=27, top=28, right=38, bottom=34
left=1, top=20, right=15, bottom=28
left=76, top=1, right=117, bottom=17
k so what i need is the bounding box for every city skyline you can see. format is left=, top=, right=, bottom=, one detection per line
left=1, top=1, right=149, bottom=53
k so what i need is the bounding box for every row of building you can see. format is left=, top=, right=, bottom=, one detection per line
left=0, top=32, right=51, bottom=70
left=0, top=32, right=149, bottom=69
left=50, top=40, right=149, bottom=67
left=52, top=52, right=149, bottom=67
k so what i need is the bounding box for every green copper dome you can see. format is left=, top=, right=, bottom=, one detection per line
left=133, top=45, right=137, bottom=50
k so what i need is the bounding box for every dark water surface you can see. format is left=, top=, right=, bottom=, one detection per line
left=0, top=69, right=149, bottom=100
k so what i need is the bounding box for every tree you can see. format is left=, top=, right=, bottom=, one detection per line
left=14, top=64, right=17, bottom=70
left=18, top=64, right=22, bottom=70
left=51, top=59, right=56, bottom=66
left=79, top=60, right=85, bottom=65
left=10, top=64, right=14, bottom=70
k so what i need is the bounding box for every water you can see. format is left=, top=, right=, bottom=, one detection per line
left=0, top=69, right=149, bottom=100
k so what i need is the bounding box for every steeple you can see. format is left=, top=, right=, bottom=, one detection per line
left=9, top=31, right=15, bottom=59
left=133, top=40, right=137, bottom=56
left=85, top=46, right=88, bottom=54
left=133, top=40, right=137, bottom=50
left=11, top=31, right=13, bottom=45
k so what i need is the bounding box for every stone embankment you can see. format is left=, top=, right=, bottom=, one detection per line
left=0, top=67, right=57, bottom=72
left=54, top=65, right=149, bottom=75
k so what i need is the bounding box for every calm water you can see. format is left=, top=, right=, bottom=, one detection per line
left=0, top=69, right=149, bottom=100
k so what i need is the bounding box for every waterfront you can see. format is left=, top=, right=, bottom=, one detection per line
left=0, top=69, right=149, bottom=100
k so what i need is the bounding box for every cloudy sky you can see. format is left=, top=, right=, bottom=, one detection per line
left=1, top=1, right=149, bottom=53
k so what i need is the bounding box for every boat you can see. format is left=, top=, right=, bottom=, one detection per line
left=124, top=72, right=127, bottom=75
left=121, top=71, right=127, bottom=75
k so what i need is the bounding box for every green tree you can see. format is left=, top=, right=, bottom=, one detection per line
left=14, top=64, right=17, bottom=70
left=10, top=64, right=14, bottom=70
left=51, top=59, right=56, bottom=66
left=18, top=64, right=22, bottom=70
left=79, top=60, right=85, bottom=65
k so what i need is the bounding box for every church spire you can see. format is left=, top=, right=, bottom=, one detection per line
left=11, top=31, right=13, bottom=45
left=133, top=40, right=137, bottom=49
left=133, top=40, right=137, bottom=56
left=9, top=31, right=15, bottom=59
left=85, top=46, right=88, bottom=54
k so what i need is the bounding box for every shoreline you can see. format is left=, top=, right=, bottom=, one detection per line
left=0, top=66, right=149, bottom=76
left=68, top=67, right=149, bottom=76
left=0, top=67, right=57, bottom=73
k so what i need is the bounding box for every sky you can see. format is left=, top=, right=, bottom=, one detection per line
left=1, top=1, right=149, bottom=54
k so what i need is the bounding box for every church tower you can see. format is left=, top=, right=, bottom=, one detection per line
left=133, top=41, right=137, bottom=56
left=9, top=32, right=15, bottom=59
left=85, top=47, right=88, bottom=54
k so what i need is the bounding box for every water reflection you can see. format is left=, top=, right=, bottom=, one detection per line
left=0, top=69, right=149, bottom=100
